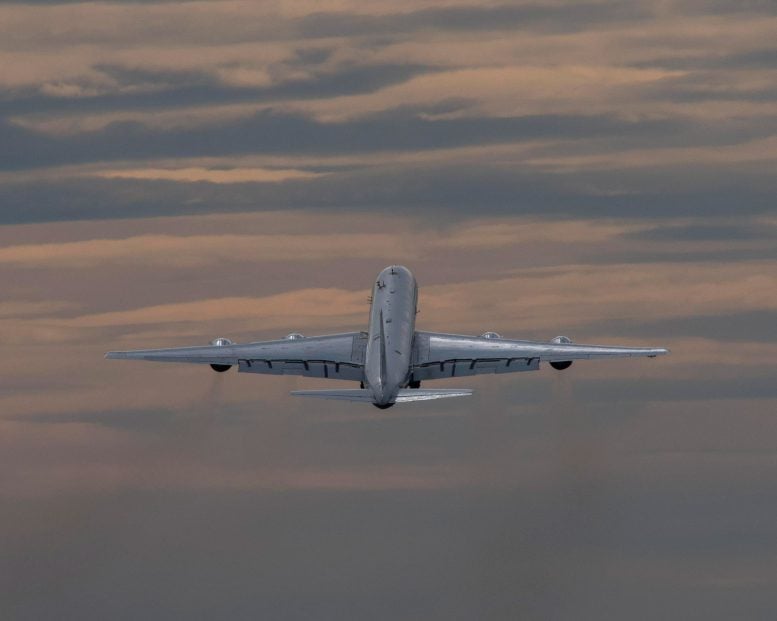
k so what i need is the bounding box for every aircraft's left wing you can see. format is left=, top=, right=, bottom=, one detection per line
left=411, top=331, right=668, bottom=381
left=106, top=332, right=367, bottom=381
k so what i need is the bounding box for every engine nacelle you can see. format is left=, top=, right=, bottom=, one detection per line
left=284, top=333, right=305, bottom=340
left=550, top=335, right=573, bottom=370
left=209, top=337, right=234, bottom=372
left=480, top=331, right=502, bottom=339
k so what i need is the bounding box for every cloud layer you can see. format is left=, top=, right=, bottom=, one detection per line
left=0, top=0, right=775, bottom=223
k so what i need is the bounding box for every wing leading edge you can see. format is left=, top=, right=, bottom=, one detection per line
left=411, top=331, right=668, bottom=381
left=106, top=332, right=367, bottom=381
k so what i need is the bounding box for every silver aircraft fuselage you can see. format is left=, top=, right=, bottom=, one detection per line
left=365, top=265, right=418, bottom=408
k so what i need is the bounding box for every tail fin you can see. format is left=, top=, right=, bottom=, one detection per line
left=291, top=388, right=473, bottom=403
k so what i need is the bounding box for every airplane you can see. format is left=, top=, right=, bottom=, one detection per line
left=106, top=265, right=669, bottom=409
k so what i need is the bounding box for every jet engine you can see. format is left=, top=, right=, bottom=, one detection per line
left=284, top=333, right=305, bottom=340
left=549, top=335, right=573, bottom=370
left=480, top=331, right=502, bottom=339
left=209, top=337, right=233, bottom=372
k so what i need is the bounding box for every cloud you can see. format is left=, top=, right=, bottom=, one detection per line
left=5, top=156, right=777, bottom=226
left=589, top=310, right=777, bottom=343
left=297, top=2, right=652, bottom=39
left=0, top=62, right=435, bottom=116
left=624, top=221, right=777, bottom=241
left=5, top=257, right=775, bottom=346
left=94, top=166, right=325, bottom=184
left=676, top=0, right=777, bottom=15
left=19, top=408, right=179, bottom=432
left=0, top=300, right=79, bottom=318
left=0, top=0, right=775, bottom=234
left=0, top=220, right=636, bottom=268
left=632, top=47, right=777, bottom=70
left=0, top=109, right=677, bottom=171
left=43, top=288, right=369, bottom=330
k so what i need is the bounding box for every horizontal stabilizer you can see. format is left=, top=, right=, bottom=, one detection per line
left=290, top=389, right=375, bottom=402
left=290, top=388, right=473, bottom=403
left=394, top=389, right=473, bottom=402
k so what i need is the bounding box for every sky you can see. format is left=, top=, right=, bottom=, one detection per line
left=1, top=1, right=777, bottom=619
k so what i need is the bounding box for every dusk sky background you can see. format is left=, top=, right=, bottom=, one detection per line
left=2, top=1, right=777, bottom=619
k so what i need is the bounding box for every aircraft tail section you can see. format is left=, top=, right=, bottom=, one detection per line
left=290, top=388, right=473, bottom=403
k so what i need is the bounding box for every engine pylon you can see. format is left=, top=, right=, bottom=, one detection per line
left=550, top=335, right=573, bottom=370
left=209, top=337, right=234, bottom=372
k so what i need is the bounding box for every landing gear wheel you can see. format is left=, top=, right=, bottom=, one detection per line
left=409, top=380, right=421, bottom=389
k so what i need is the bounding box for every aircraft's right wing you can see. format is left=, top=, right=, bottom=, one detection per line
left=106, top=332, right=368, bottom=381
left=411, top=331, right=668, bottom=381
